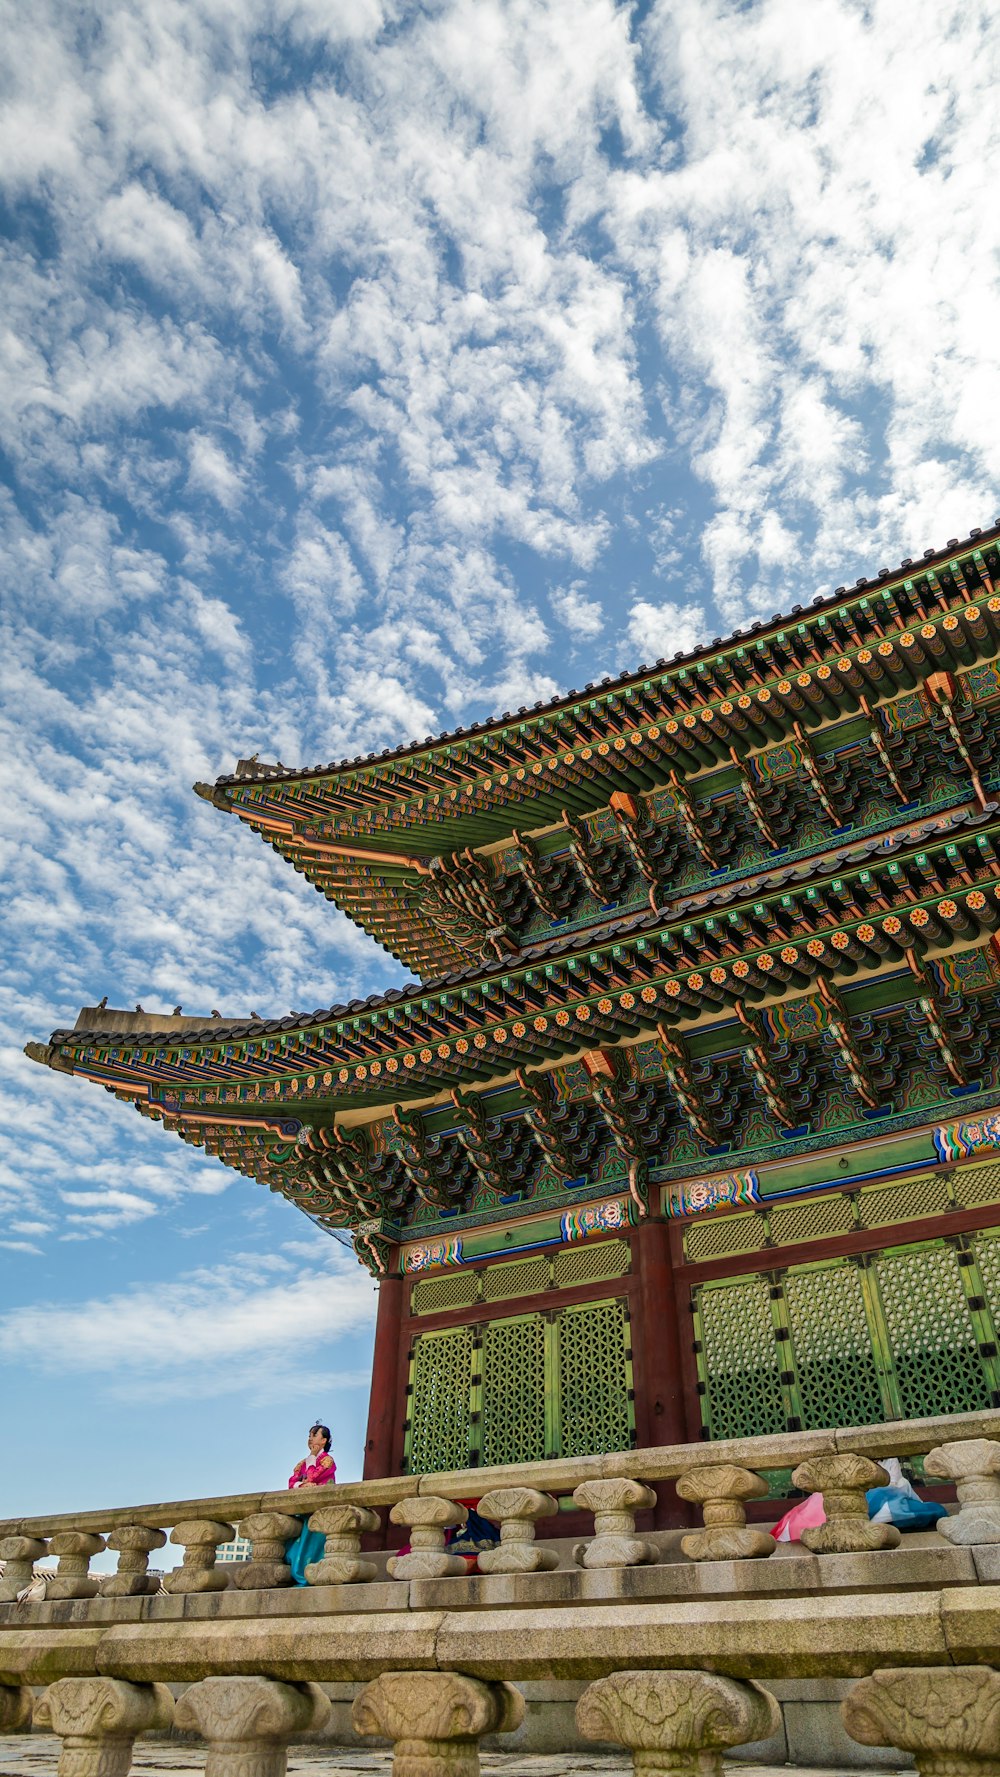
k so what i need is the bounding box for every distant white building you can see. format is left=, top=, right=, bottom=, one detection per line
left=215, top=1535, right=251, bottom=1564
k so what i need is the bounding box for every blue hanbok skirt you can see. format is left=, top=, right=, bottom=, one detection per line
left=285, top=1519, right=327, bottom=1586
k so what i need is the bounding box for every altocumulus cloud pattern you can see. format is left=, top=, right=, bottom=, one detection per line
left=1, top=0, right=999, bottom=1492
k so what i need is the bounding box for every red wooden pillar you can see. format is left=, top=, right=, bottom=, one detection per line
left=631, top=1218, right=693, bottom=1528
left=363, top=1270, right=405, bottom=1480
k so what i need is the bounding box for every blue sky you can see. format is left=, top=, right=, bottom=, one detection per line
left=2, top=0, right=999, bottom=1521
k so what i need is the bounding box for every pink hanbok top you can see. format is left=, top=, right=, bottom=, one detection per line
left=288, top=1453, right=336, bottom=1489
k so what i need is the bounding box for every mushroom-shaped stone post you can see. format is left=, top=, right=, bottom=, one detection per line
left=0, top=1687, right=33, bottom=1734
left=232, top=1514, right=303, bottom=1589
left=304, top=1503, right=381, bottom=1584
left=100, top=1527, right=167, bottom=1597
left=573, top=1478, right=657, bottom=1568
left=164, top=1519, right=235, bottom=1593
left=48, top=1531, right=107, bottom=1600
left=924, top=1438, right=1000, bottom=1544
left=387, top=1496, right=469, bottom=1579
left=353, top=1671, right=524, bottom=1777
left=0, top=1537, right=47, bottom=1603
left=677, top=1465, right=776, bottom=1561
left=843, top=1666, right=1000, bottom=1776
left=175, top=1676, right=330, bottom=1777
left=577, top=1670, right=781, bottom=1777
left=34, top=1678, right=173, bottom=1777
left=476, top=1487, right=559, bottom=1574
left=790, top=1455, right=900, bottom=1553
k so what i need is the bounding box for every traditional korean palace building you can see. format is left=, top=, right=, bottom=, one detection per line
left=28, top=520, right=1000, bottom=1490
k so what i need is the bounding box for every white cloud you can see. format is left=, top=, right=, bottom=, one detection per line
left=551, top=582, right=604, bottom=640
left=624, top=595, right=709, bottom=662
left=0, top=1253, right=375, bottom=1380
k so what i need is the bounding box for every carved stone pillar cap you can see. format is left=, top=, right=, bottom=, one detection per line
left=792, top=1454, right=888, bottom=1492
left=238, top=1513, right=303, bottom=1540
left=352, top=1671, right=524, bottom=1744
left=389, top=1495, right=467, bottom=1529
left=106, top=1527, right=167, bottom=1553
left=170, top=1519, right=235, bottom=1545
left=924, top=1438, right=1000, bottom=1480
left=574, top=1478, right=657, bottom=1512
left=676, top=1465, right=770, bottom=1504
left=34, top=1678, right=173, bottom=1739
left=174, top=1677, right=331, bottom=1742
left=477, top=1487, right=558, bottom=1522
left=576, top=1670, right=780, bottom=1752
left=843, top=1666, right=1000, bottom=1758
left=49, top=1532, right=106, bottom=1558
left=308, top=1503, right=381, bottom=1536
left=0, top=1536, right=47, bottom=1561
left=0, top=1686, right=33, bottom=1734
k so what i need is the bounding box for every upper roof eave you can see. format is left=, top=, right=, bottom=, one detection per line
left=209, top=519, right=1000, bottom=796
left=35, top=798, right=993, bottom=1059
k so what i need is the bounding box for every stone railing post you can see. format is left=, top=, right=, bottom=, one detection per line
left=0, top=1536, right=47, bottom=1602
left=577, top=1670, right=780, bottom=1777
left=100, top=1527, right=167, bottom=1597
left=164, top=1518, right=234, bottom=1593
left=676, top=1465, right=775, bottom=1561
left=573, top=1479, right=657, bottom=1568
left=790, top=1455, right=900, bottom=1552
left=34, top=1678, right=172, bottom=1777
left=304, top=1503, right=380, bottom=1584
left=0, top=1686, right=33, bottom=1734
left=175, top=1676, right=330, bottom=1777
left=843, top=1666, right=1000, bottom=1774
left=477, top=1487, right=559, bottom=1573
left=387, top=1496, right=469, bottom=1579
left=232, top=1514, right=303, bottom=1590
left=48, top=1532, right=107, bottom=1600
left=353, top=1671, right=524, bottom=1777
left=924, top=1438, right=1000, bottom=1544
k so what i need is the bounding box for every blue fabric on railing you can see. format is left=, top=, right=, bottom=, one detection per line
left=286, top=1519, right=327, bottom=1586
left=865, top=1486, right=946, bottom=1531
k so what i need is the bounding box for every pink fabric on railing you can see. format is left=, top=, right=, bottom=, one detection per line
left=772, top=1491, right=826, bottom=1542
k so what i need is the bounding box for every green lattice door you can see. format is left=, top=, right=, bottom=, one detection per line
left=404, top=1295, right=634, bottom=1471
left=869, top=1240, right=1000, bottom=1417
left=405, top=1324, right=477, bottom=1470
left=480, top=1312, right=548, bottom=1466
left=693, top=1234, right=1000, bottom=1440
left=780, top=1259, right=888, bottom=1430
left=692, top=1272, right=786, bottom=1441
left=555, top=1297, right=635, bottom=1458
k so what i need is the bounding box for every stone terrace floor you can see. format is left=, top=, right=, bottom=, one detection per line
left=0, top=1742, right=903, bottom=1777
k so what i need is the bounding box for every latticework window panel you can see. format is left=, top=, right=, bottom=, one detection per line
left=683, top=1210, right=768, bottom=1265
left=782, top=1262, right=886, bottom=1430
left=480, top=1313, right=547, bottom=1467
left=955, top=1165, right=1000, bottom=1213
left=556, top=1298, right=633, bottom=1457
left=411, top=1271, right=481, bottom=1316
left=858, top=1173, right=952, bottom=1230
left=971, top=1230, right=1000, bottom=1318
left=482, top=1255, right=550, bottom=1304
left=553, top=1238, right=631, bottom=1290
left=872, top=1243, right=990, bottom=1419
left=406, top=1325, right=474, bottom=1472
left=696, top=1275, right=786, bottom=1440
left=768, top=1194, right=855, bottom=1247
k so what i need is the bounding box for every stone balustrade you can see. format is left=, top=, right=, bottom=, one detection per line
left=0, top=1406, right=997, bottom=1638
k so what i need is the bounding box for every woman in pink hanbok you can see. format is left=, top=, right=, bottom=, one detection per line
left=285, top=1423, right=337, bottom=1584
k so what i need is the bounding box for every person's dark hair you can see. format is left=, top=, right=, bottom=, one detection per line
left=310, top=1423, right=331, bottom=1453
